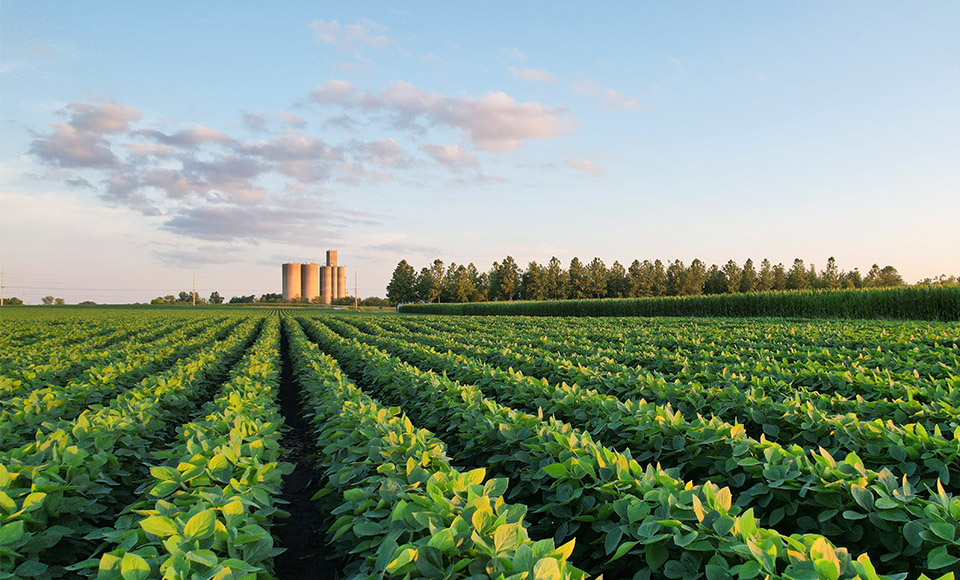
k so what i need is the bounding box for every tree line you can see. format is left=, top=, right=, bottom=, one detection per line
left=387, top=256, right=907, bottom=304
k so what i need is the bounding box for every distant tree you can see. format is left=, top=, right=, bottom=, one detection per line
left=740, top=258, right=758, bottom=293
left=228, top=295, right=255, bottom=304
left=877, top=265, right=904, bottom=288
left=54, top=297, right=65, bottom=305
left=496, top=256, right=521, bottom=301
left=3, top=297, right=24, bottom=305
left=703, top=265, right=727, bottom=295
left=771, top=263, right=787, bottom=290
left=756, top=259, right=774, bottom=292
left=79, top=300, right=97, bottom=305
left=585, top=257, right=608, bottom=298
left=467, top=263, right=487, bottom=301
left=386, top=260, right=418, bottom=304
left=545, top=257, right=567, bottom=300
left=786, top=259, right=810, bottom=290
left=606, top=261, right=629, bottom=298
left=41, top=296, right=55, bottom=305
left=844, top=268, right=864, bottom=289
left=415, top=264, right=443, bottom=303
left=650, top=260, right=667, bottom=296
left=665, top=260, right=684, bottom=296
left=722, top=260, right=742, bottom=294
left=820, top=257, right=842, bottom=289
left=445, top=263, right=476, bottom=303
left=209, top=291, right=224, bottom=304
left=680, top=259, right=707, bottom=295
left=259, top=293, right=281, bottom=303
left=360, top=296, right=393, bottom=307
left=864, top=264, right=883, bottom=288
left=521, top=261, right=548, bottom=301
left=567, top=257, right=588, bottom=299
left=627, top=260, right=647, bottom=297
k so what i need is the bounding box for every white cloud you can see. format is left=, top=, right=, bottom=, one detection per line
left=308, top=19, right=390, bottom=55
left=311, top=79, right=570, bottom=151
left=570, top=80, right=643, bottom=111
left=421, top=144, right=478, bottom=169
left=509, top=68, right=558, bottom=84
left=564, top=159, right=603, bottom=177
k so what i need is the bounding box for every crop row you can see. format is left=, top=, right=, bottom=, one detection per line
left=0, top=317, right=241, bottom=449
left=296, top=316, right=951, bottom=580
left=378, top=316, right=959, bottom=428
left=352, top=316, right=960, bottom=487
left=317, top=316, right=960, bottom=573
left=284, top=316, right=586, bottom=579
left=76, top=316, right=289, bottom=580
left=0, top=316, right=262, bottom=579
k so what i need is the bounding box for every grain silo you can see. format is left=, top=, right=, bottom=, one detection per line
left=321, top=266, right=334, bottom=304
left=301, top=263, right=319, bottom=303
left=337, top=266, right=347, bottom=299
left=282, top=263, right=302, bottom=301
left=326, top=250, right=337, bottom=267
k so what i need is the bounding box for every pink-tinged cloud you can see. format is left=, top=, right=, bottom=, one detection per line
left=421, top=144, right=478, bottom=168
left=351, top=139, right=409, bottom=168
left=565, top=159, right=603, bottom=177
left=570, top=80, right=643, bottom=111
left=278, top=111, right=306, bottom=128
left=125, top=142, right=177, bottom=157
left=30, top=123, right=119, bottom=168
left=509, top=68, right=558, bottom=84
left=308, top=19, right=390, bottom=54
left=311, top=80, right=570, bottom=151
left=137, top=125, right=234, bottom=148
left=65, top=102, right=142, bottom=133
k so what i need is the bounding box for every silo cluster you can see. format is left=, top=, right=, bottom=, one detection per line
left=281, top=251, right=347, bottom=304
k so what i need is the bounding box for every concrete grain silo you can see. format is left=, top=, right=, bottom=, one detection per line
left=301, top=263, right=319, bottom=303
left=337, top=266, right=347, bottom=299
left=282, top=263, right=302, bottom=301
left=321, top=266, right=334, bottom=304
left=326, top=250, right=337, bottom=267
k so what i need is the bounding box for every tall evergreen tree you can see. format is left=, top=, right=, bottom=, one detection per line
left=772, top=263, right=787, bottom=290
left=786, top=258, right=810, bottom=290
left=415, top=267, right=438, bottom=303
left=740, top=258, right=758, bottom=293
left=756, top=258, right=774, bottom=291
left=493, top=256, right=521, bottom=300
left=386, top=260, right=418, bottom=304
left=545, top=256, right=567, bottom=300
left=665, top=259, right=685, bottom=296
left=521, top=261, right=548, bottom=301
left=703, top=265, right=727, bottom=295
left=568, top=257, right=588, bottom=299
left=651, top=260, right=668, bottom=296
left=722, top=260, right=743, bottom=294
left=606, top=261, right=630, bottom=298
left=627, top=259, right=647, bottom=297
left=820, top=256, right=842, bottom=289
left=585, top=257, right=608, bottom=298
left=681, top=259, right=707, bottom=295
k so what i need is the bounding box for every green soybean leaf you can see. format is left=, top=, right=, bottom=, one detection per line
left=120, top=552, right=150, bottom=580
left=140, top=516, right=179, bottom=537
left=183, top=509, right=217, bottom=540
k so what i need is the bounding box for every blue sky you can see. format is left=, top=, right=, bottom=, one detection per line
left=1, top=2, right=958, bottom=303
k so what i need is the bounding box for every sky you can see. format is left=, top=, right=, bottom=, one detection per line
left=1, top=2, right=958, bottom=304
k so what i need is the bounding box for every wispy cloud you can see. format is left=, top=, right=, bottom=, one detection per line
left=311, top=79, right=571, bottom=151
left=509, top=68, right=558, bottom=84
left=570, top=80, right=643, bottom=111
left=421, top=144, right=478, bottom=169
left=308, top=19, right=390, bottom=56
left=564, top=159, right=603, bottom=177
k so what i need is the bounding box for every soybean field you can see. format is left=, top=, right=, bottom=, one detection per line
left=1, top=308, right=959, bottom=580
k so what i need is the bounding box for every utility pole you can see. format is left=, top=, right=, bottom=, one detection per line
left=192, top=273, right=196, bottom=306
left=1, top=269, right=4, bottom=307
left=354, top=272, right=358, bottom=312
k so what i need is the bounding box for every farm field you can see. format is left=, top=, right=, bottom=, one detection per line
left=1, top=308, right=958, bottom=580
